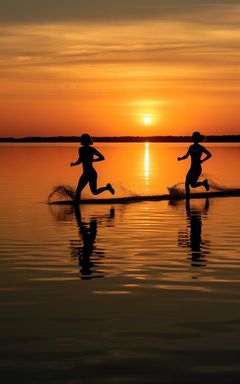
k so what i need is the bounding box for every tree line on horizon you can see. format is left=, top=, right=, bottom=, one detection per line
left=0, top=135, right=240, bottom=143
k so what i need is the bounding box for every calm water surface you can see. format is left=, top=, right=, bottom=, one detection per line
left=0, top=143, right=240, bottom=383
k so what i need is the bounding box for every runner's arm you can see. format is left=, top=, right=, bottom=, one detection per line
left=70, top=149, right=82, bottom=166
left=178, top=148, right=191, bottom=161
left=201, top=147, right=212, bottom=163
left=92, top=148, right=105, bottom=162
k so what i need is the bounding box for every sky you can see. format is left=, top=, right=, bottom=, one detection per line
left=0, top=0, right=240, bottom=137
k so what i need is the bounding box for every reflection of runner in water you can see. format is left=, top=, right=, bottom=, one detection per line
left=48, top=203, right=115, bottom=279
left=70, top=133, right=115, bottom=203
left=178, top=131, right=212, bottom=198
left=72, top=205, right=115, bottom=279
left=73, top=205, right=99, bottom=278
left=178, top=199, right=210, bottom=267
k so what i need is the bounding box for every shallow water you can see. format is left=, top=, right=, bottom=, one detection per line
left=0, top=143, right=240, bottom=383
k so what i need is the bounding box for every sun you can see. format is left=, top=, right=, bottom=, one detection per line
left=143, top=115, right=152, bottom=125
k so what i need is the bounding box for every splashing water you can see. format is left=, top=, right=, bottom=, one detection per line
left=167, top=176, right=240, bottom=198
left=202, top=174, right=239, bottom=192
left=48, top=184, right=76, bottom=202
left=167, top=183, right=185, bottom=198
left=47, top=179, right=240, bottom=203
left=119, top=183, right=138, bottom=197
left=205, top=179, right=234, bottom=192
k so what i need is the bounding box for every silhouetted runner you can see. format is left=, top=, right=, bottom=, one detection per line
left=70, top=133, right=115, bottom=202
left=178, top=132, right=212, bottom=199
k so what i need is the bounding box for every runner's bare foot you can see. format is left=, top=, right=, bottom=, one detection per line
left=107, top=183, right=115, bottom=194
left=203, top=179, right=209, bottom=191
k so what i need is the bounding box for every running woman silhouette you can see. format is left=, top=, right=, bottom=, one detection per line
left=178, top=131, right=212, bottom=199
left=70, top=134, right=115, bottom=202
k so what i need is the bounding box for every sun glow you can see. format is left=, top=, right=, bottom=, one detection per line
left=144, top=115, right=152, bottom=125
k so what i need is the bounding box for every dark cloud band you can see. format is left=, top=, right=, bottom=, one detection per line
left=1, top=0, right=239, bottom=24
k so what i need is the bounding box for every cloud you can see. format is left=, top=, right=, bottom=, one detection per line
left=0, top=0, right=240, bottom=24
left=1, top=21, right=240, bottom=71
left=0, top=3, right=239, bottom=105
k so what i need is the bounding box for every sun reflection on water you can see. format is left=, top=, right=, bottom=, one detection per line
left=144, top=142, right=150, bottom=191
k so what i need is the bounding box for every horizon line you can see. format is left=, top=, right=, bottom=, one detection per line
left=0, top=134, right=240, bottom=143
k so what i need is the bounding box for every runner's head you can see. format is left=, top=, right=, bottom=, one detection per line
left=80, top=133, right=93, bottom=146
left=192, top=131, right=205, bottom=143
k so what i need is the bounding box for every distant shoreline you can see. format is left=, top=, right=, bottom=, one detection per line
left=0, top=135, right=240, bottom=143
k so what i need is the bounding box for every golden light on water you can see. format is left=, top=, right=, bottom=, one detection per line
left=144, top=142, right=150, bottom=190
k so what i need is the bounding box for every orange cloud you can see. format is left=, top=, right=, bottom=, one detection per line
left=0, top=16, right=240, bottom=137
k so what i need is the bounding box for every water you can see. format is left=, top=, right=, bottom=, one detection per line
left=0, top=143, right=240, bottom=383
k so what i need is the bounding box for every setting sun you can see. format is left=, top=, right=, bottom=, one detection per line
left=144, top=115, right=152, bottom=125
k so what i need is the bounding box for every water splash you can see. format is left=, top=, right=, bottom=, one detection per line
left=207, top=179, right=235, bottom=192
left=119, top=183, right=138, bottom=197
left=48, top=184, right=75, bottom=202
left=202, top=174, right=239, bottom=192
left=167, top=183, right=185, bottom=198
left=168, top=177, right=240, bottom=197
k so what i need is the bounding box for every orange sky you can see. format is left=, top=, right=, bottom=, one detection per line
left=0, top=1, right=240, bottom=137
